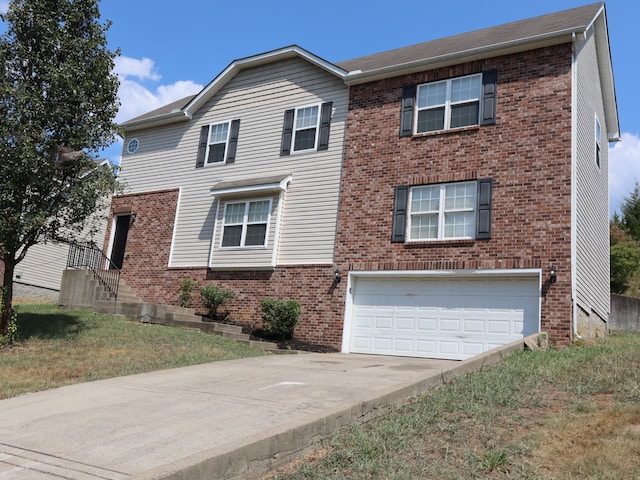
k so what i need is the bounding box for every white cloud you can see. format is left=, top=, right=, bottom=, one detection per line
left=0, top=2, right=8, bottom=14
left=114, top=56, right=161, bottom=82
left=609, top=132, right=640, bottom=215
left=113, top=56, right=203, bottom=123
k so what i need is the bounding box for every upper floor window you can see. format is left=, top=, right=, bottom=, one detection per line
left=595, top=116, right=602, bottom=169
left=392, top=179, right=493, bottom=242
left=206, top=121, right=230, bottom=164
left=400, top=70, right=497, bottom=137
left=195, top=119, right=240, bottom=168
left=281, top=102, right=333, bottom=155
left=221, top=199, right=271, bottom=248
left=417, top=74, right=482, bottom=133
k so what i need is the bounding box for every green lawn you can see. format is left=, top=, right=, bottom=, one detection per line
left=0, top=303, right=267, bottom=399
left=267, top=331, right=640, bottom=479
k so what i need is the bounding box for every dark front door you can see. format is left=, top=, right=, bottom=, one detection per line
left=110, top=214, right=131, bottom=269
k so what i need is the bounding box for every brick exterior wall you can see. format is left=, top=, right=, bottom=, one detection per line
left=333, top=44, right=575, bottom=347
left=107, top=189, right=346, bottom=350
left=110, top=44, right=576, bottom=350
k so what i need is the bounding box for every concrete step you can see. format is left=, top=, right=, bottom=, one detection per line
left=221, top=331, right=250, bottom=342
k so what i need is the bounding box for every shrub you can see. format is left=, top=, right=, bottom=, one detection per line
left=200, top=285, right=235, bottom=322
left=178, top=278, right=196, bottom=308
left=260, top=298, right=300, bottom=340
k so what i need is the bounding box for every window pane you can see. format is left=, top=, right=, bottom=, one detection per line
left=411, top=186, right=439, bottom=212
left=444, top=183, right=476, bottom=210
left=222, top=225, right=242, bottom=247
left=450, top=103, right=479, bottom=128
left=224, top=203, right=245, bottom=224
left=245, top=224, right=267, bottom=246
left=209, top=122, right=229, bottom=143
left=207, top=143, right=226, bottom=163
left=410, top=214, right=438, bottom=240
left=247, top=200, right=269, bottom=223
left=296, top=106, right=318, bottom=129
left=451, top=75, right=481, bottom=103
left=294, top=128, right=316, bottom=151
left=418, top=81, right=446, bottom=108
left=444, top=212, right=475, bottom=238
left=417, top=108, right=445, bottom=133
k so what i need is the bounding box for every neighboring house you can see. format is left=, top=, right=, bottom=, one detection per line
left=109, top=2, right=617, bottom=360
left=1, top=160, right=110, bottom=301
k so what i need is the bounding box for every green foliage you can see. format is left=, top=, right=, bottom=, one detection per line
left=0, top=0, right=121, bottom=333
left=200, top=285, right=235, bottom=321
left=619, top=181, right=640, bottom=241
left=610, top=222, right=640, bottom=294
left=260, top=298, right=301, bottom=340
left=178, top=278, right=196, bottom=308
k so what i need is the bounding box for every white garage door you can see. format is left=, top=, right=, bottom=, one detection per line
left=348, top=275, right=540, bottom=360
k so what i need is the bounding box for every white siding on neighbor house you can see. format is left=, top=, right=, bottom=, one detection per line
left=120, top=57, right=348, bottom=269
left=574, top=27, right=610, bottom=321
left=13, top=208, right=109, bottom=292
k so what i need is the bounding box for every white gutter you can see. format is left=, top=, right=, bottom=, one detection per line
left=344, top=28, right=583, bottom=85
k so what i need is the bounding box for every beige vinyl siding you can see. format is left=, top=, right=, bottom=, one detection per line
left=120, top=57, right=348, bottom=269
left=574, top=28, right=610, bottom=320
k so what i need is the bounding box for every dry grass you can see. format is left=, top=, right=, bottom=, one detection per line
left=266, top=331, right=640, bottom=479
left=0, top=303, right=267, bottom=399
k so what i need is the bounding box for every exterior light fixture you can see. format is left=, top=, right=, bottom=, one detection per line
left=334, top=268, right=342, bottom=284
left=550, top=267, right=557, bottom=284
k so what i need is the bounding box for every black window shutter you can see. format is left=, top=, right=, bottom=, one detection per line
left=226, top=119, right=240, bottom=164
left=476, top=178, right=493, bottom=239
left=481, top=70, right=497, bottom=126
left=280, top=109, right=295, bottom=156
left=399, top=85, right=416, bottom=137
left=317, top=102, right=333, bottom=151
left=392, top=185, right=409, bottom=242
left=196, top=125, right=209, bottom=168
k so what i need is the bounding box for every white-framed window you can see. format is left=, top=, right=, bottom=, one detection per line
left=408, top=181, right=477, bottom=241
left=292, top=104, right=320, bottom=152
left=595, top=115, right=602, bottom=169
left=206, top=121, right=231, bottom=165
left=126, top=138, right=139, bottom=154
left=416, top=73, right=482, bottom=133
left=220, top=198, right=272, bottom=248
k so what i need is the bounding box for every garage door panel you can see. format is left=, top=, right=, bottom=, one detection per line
left=349, top=275, right=540, bottom=360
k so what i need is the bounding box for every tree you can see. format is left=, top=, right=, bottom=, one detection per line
left=610, top=222, right=640, bottom=294
left=619, top=181, right=640, bottom=241
left=0, top=0, right=121, bottom=334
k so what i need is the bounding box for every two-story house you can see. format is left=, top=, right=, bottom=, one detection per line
left=107, top=2, right=617, bottom=359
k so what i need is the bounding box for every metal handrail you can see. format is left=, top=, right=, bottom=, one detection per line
left=67, top=241, right=120, bottom=299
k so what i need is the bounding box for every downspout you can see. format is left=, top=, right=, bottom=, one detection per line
left=570, top=31, right=581, bottom=339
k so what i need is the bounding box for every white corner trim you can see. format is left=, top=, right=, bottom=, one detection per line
left=167, top=187, right=182, bottom=268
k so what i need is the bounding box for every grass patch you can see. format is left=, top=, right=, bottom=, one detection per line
left=0, top=303, right=267, bottom=399
left=266, top=331, right=640, bottom=479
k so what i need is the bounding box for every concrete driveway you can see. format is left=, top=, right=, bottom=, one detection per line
left=0, top=342, right=525, bottom=479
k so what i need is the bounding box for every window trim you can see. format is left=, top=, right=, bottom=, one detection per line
left=407, top=181, right=478, bottom=242
left=126, top=138, right=139, bottom=154
left=415, top=73, right=482, bottom=134
left=291, top=103, right=321, bottom=153
left=205, top=120, right=232, bottom=166
left=219, top=197, right=273, bottom=249
left=595, top=115, right=602, bottom=169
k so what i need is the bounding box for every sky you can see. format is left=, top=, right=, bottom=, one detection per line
left=1, top=0, right=638, bottom=214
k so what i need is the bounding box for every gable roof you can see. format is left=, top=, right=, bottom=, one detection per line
left=122, top=46, right=348, bottom=131
left=121, top=3, right=617, bottom=140
left=337, top=3, right=603, bottom=83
